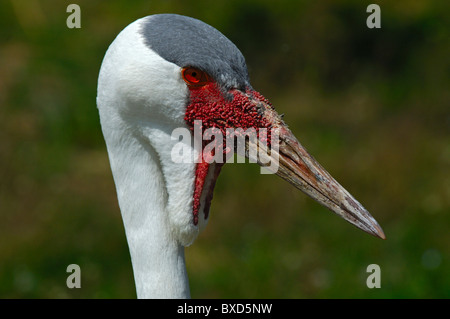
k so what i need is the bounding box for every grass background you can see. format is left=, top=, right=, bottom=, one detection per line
left=0, top=0, right=448, bottom=298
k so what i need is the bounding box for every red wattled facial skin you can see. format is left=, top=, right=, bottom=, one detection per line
left=184, top=82, right=273, bottom=149
left=184, top=81, right=275, bottom=225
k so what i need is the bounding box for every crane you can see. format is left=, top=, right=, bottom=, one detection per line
left=96, top=13, right=385, bottom=298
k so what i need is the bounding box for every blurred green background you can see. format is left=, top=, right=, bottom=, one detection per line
left=0, top=0, right=449, bottom=298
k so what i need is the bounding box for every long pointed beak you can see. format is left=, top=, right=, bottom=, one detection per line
left=273, top=125, right=385, bottom=239
left=241, top=90, right=385, bottom=239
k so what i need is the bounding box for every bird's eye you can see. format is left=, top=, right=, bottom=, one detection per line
left=181, top=67, right=209, bottom=87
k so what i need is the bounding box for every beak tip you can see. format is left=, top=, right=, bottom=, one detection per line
left=368, top=222, right=386, bottom=240
left=375, top=227, right=386, bottom=240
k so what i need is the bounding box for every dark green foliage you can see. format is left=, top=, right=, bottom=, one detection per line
left=0, top=0, right=448, bottom=298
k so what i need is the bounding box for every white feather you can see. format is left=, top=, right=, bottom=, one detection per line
left=97, top=17, right=209, bottom=298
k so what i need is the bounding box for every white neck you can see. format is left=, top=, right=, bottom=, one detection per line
left=96, top=18, right=208, bottom=298
left=106, top=126, right=190, bottom=298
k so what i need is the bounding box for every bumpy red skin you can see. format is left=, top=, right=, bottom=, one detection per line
left=184, top=82, right=274, bottom=225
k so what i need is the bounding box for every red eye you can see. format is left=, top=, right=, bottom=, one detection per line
left=181, top=67, right=209, bottom=87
